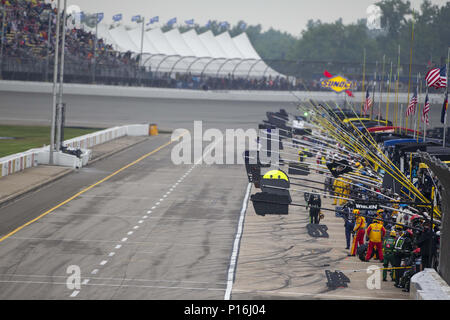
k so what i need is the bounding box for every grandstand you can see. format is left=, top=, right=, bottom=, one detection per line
left=0, top=0, right=284, bottom=87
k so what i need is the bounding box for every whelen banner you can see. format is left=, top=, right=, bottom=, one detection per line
left=355, top=203, right=379, bottom=210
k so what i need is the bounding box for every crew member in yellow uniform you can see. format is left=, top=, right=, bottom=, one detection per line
left=332, top=178, right=344, bottom=205
left=350, top=209, right=366, bottom=256
left=340, top=178, right=351, bottom=205
left=365, top=219, right=386, bottom=262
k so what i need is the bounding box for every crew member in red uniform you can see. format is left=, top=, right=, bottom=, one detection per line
left=350, top=209, right=366, bottom=256
left=365, top=219, right=386, bottom=262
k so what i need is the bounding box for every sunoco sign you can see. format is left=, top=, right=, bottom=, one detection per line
left=321, top=75, right=352, bottom=93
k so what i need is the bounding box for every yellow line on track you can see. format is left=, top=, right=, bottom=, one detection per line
left=0, top=136, right=181, bottom=243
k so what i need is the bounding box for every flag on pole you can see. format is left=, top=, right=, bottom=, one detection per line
left=149, top=16, right=159, bottom=24
left=131, top=15, right=141, bottom=22
left=205, top=20, right=211, bottom=28
left=406, top=88, right=418, bottom=116
left=323, top=70, right=333, bottom=78
left=240, top=22, right=247, bottom=30
left=112, top=14, right=122, bottom=22
left=96, top=12, right=104, bottom=23
left=167, top=17, right=177, bottom=26
left=364, top=87, right=373, bottom=114
left=219, top=21, right=229, bottom=29
left=426, top=65, right=447, bottom=88
left=441, top=92, right=449, bottom=124
left=185, top=19, right=194, bottom=25
left=422, top=94, right=430, bottom=124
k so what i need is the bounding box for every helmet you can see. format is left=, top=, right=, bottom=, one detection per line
left=353, top=209, right=360, bottom=215
left=410, top=214, right=422, bottom=227
left=395, top=224, right=403, bottom=230
left=355, top=162, right=361, bottom=167
left=390, top=230, right=397, bottom=237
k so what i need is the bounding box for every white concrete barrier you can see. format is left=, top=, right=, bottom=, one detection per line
left=62, top=126, right=129, bottom=149
left=410, top=268, right=450, bottom=300
left=1, top=124, right=151, bottom=175
left=0, top=150, right=39, bottom=179
left=0, top=80, right=444, bottom=103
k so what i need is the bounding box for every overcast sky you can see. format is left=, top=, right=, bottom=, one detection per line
left=66, top=0, right=448, bottom=36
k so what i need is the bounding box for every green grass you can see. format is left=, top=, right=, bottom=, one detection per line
left=0, top=125, right=101, bottom=158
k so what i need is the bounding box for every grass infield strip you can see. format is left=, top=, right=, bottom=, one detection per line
left=0, top=125, right=101, bottom=158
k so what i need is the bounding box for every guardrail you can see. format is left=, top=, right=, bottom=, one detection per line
left=62, top=126, right=129, bottom=149
left=0, top=124, right=152, bottom=177
left=0, top=149, right=40, bottom=178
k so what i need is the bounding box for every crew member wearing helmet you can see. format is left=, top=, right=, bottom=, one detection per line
left=393, top=229, right=414, bottom=288
left=365, top=219, right=386, bottom=262
left=350, top=209, right=366, bottom=256
left=307, top=193, right=321, bottom=224
left=382, top=230, right=397, bottom=281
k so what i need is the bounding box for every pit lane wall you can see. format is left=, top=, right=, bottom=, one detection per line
left=410, top=269, right=450, bottom=300
left=0, top=80, right=444, bottom=103
left=0, top=124, right=151, bottom=177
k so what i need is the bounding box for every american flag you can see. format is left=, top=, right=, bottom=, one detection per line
left=364, top=87, right=373, bottom=115
left=406, top=89, right=418, bottom=117
left=422, top=94, right=430, bottom=125
left=426, top=65, right=447, bottom=89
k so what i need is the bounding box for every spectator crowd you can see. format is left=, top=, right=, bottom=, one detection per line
left=0, top=0, right=414, bottom=92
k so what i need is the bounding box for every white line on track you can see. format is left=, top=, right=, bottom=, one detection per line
left=0, top=279, right=227, bottom=292
left=100, top=260, right=108, bottom=266
left=70, top=290, right=79, bottom=297
left=91, top=269, right=99, bottom=275
left=115, top=245, right=122, bottom=249
left=224, top=182, right=252, bottom=300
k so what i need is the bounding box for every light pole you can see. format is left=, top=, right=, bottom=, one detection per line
left=56, top=0, right=67, bottom=152
left=0, top=6, right=6, bottom=78
left=50, top=0, right=61, bottom=165
left=45, top=9, right=52, bottom=82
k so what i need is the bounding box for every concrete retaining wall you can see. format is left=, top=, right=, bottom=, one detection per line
left=410, top=268, right=450, bottom=300
left=0, top=80, right=444, bottom=104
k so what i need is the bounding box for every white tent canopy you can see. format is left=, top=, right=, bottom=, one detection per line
left=181, top=29, right=212, bottom=58
left=93, top=24, right=282, bottom=78
left=128, top=27, right=160, bottom=54
left=108, top=25, right=140, bottom=52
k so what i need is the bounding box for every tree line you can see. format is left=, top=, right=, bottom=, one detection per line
left=175, top=0, right=449, bottom=78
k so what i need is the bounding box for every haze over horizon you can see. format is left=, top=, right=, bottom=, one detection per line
left=67, top=0, right=448, bottom=36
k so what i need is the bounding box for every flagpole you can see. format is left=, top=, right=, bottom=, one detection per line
left=424, top=86, right=428, bottom=142
left=361, top=48, right=366, bottom=116
left=405, top=10, right=415, bottom=135
left=400, top=104, right=404, bottom=129
left=395, top=45, right=401, bottom=133
left=413, top=73, right=419, bottom=139
left=416, top=73, right=422, bottom=143
left=443, top=47, right=450, bottom=147
left=371, top=61, right=377, bottom=120
left=386, top=61, right=393, bottom=124
left=379, top=54, right=385, bottom=121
